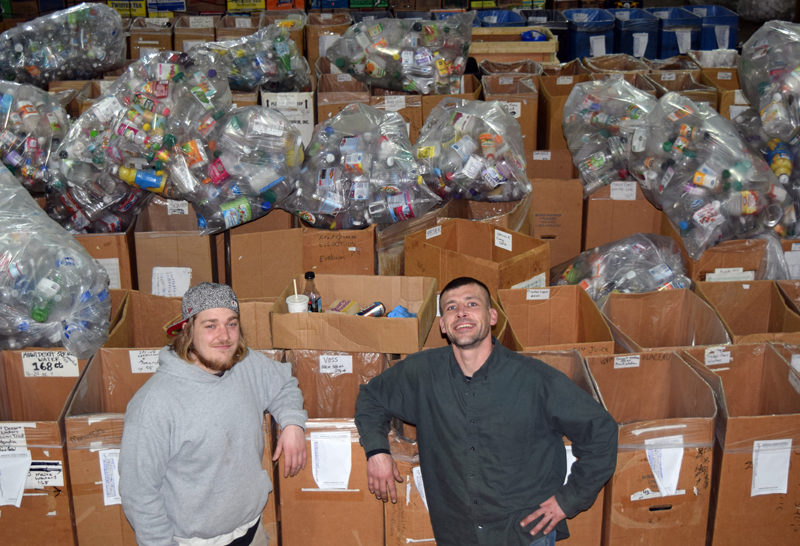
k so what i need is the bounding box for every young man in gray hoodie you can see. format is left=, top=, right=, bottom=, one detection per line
left=119, top=282, right=307, bottom=546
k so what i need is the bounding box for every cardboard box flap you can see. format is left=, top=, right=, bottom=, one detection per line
left=442, top=193, right=533, bottom=234
left=481, top=74, right=539, bottom=96
left=521, top=349, right=597, bottom=399
left=317, top=73, right=370, bottom=103
left=602, top=289, right=730, bottom=352
left=777, top=279, right=800, bottom=315
left=586, top=351, right=717, bottom=447
left=287, top=350, right=388, bottom=418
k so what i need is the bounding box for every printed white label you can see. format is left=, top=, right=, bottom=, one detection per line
left=151, top=267, right=192, bottom=297
left=319, top=355, right=353, bottom=376
left=717, top=71, right=733, bottom=81
left=412, top=466, right=429, bottom=511
left=383, top=95, right=406, bottom=111
left=99, top=449, right=121, bottom=505
left=25, top=460, right=64, bottom=489
left=0, top=424, right=33, bottom=452
left=188, top=16, right=214, bottom=28
left=661, top=72, right=677, bottom=81
left=610, top=181, right=637, bottom=200
left=336, top=73, right=352, bottom=82
left=22, top=351, right=79, bottom=378
left=234, top=17, right=252, bottom=28
left=494, top=230, right=512, bottom=252
left=589, top=35, right=606, bottom=57
left=512, top=273, right=546, bottom=289
left=676, top=30, right=691, bottom=54
left=632, top=33, right=648, bottom=58
left=533, top=151, right=552, bottom=161
left=705, top=267, right=755, bottom=282
left=556, top=76, right=574, bottom=85
left=705, top=348, right=731, bottom=366
left=614, top=355, right=640, bottom=369
left=96, top=258, right=121, bottom=290
left=715, top=25, right=730, bottom=49
left=751, top=439, right=792, bottom=496
left=499, top=76, right=513, bottom=85
left=426, top=226, right=442, bottom=239
left=144, top=17, right=168, bottom=26
left=645, top=435, right=684, bottom=496
left=526, top=288, right=550, bottom=300
left=311, top=431, right=352, bottom=490
left=166, top=200, right=189, bottom=215
left=129, top=350, right=160, bottom=374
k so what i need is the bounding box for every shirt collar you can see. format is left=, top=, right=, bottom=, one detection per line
left=448, top=337, right=500, bottom=381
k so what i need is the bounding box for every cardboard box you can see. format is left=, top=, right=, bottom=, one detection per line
left=0, top=349, right=88, bottom=546
left=229, top=225, right=375, bottom=299
left=700, top=67, right=750, bottom=120
left=527, top=149, right=578, bottom=180
left=260, top=88, right=316, bottom=146
left=74, top=226, right=138, bottom=290
left=231, top=90, right=259, bottom=106
left=695, top=280, right=800, bottom=344
left=481, top=74, right=539, bottom=160
left=585, top=351, right=716, bottom=546
left=582, top=181, right=661, bottom=251
left=529, top=177, right=583, bottom=268
left=271, top=274, right=437, bottom=353
left=128, top=16, right=173, bottom=59
left=286, top=350, right=388, bottom=418
left=370, top=89, right=423, bottom=143
left=442, top=193, right=533, bottom=235
left=421, top=74, right=483, bottom=121
left=172, top=14, right=217, bottom=51
left=646, top=71, right=718, bottom=111
left=47, top=79, right=93, bottom=119
left=681, top=343, right=800, bottom=546
left=65, top=347, right=284, bottom=546
left=404, top=218, right=550, bottom=299
left=305, top=12, right=353, bottom=79
left=134, top=198, right=217, bottom=297
left=538, top=74, right=592, bottom=150
left=602, top=288, right=730, bottom=353
left=316, top=73, right=371, bottom=122
left=523, top=350, right=604, bottom=546
left=498, top=285, right=614, bottom=356
left=384, top=432, right=434, bottom=546
left=660, top=212, right=769, bottom=282
left=278, top=419, right=384, bottom=545
left=215, top=13, right=260, bottom=41
left=374, top=205, right=452, bottom=276
left=777, top=279, right=800, bottom=315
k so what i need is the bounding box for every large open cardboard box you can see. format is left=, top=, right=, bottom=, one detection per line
left=585, top=351, right=717, bottom=545
left=65, top=348, right=284, bottom=545
left=277, top=419, right=384, bottom=544
left=74, top=225, right=138, bottom=290
left=404, top=218, right=550, bottom=300
left=582, top=183, right=661, bottom=251
left=530, top=177, right=584, bottom=267
left=271, top=274, right=437, bottom=353
left=384, top=431, right=434, bottom=546
left=498, top=285, right=614, bottom=356
left=695, top=280, right=800, bottom=344
left=602, top=289, right=730, bottom=353
left=285, top=350, right=388, bottom=418
left=681, top=343, right=800, bottom=546
left=538, top=74, right=592, bottom=150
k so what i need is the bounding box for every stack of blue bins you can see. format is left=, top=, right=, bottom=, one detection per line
left=476, top=10, right=527, bottom=27
left=686, top=4, right=739, bottom=50
left=520, top=9, right=569, bottom=57
left=607, top=8, right=659, bottom=60
left=563, top=8, right=615, bottom=62
left=645, top=7, right=701, bottom=59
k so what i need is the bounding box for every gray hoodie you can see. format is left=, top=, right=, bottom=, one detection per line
left=119, top=347, right=307, bottom=545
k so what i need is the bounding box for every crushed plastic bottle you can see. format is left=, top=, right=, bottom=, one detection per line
left=414, top=98, right=531, bottom=201
left=324, top=13, right=474, bottom=94
left=283, top=102, right=441, bottom=228
left=0, top=164, right=110, bottom=357
left=0, top=3, right=126, bottom=88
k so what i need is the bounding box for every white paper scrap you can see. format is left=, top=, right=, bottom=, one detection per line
left=311, top=431, right=351, bottom=490
left=99, top=449, right=121, bottom=506
left=564, top=445, right=576, bottom=486
left=151, top=267, right=192, bottom=297
left=412, top=466, right=428, bottom=511
left=645, top=435, right=684, bottom=496
left=751, top=439, right=792, bottom=496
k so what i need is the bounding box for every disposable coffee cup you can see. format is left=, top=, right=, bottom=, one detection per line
left=286, top=294, right=309, bottom=313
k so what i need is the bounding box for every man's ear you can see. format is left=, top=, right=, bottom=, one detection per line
left=489, top=308, right=498, bottom=327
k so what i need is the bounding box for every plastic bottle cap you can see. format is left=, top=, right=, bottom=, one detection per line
left=679, top=220, right=690, bottom=231
left=208, top=69, right=217, bottom=78
left=662, top=141, right=673, bottom=152
left=304, top=271, right=315, bottom=279
left=335, top=58, right=346, bottom=68
left=163, top=134, right=177, bottom=148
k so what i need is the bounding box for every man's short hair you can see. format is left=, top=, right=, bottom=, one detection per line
left=439, top=277, right=492, bottom=307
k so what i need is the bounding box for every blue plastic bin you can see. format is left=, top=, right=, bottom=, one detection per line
left=687, top=4, right=738, bottom=50
left=476, top=9, right=526, bottom=27
left=645, top=7, right=701, bottom=59
left=563, top=9, right=615, bottom=62
left=607, top=8, right=658, bottom=59
left=351, top=10, right=391, bottom=23
left=394, top=11, right=435, bottom=20
left=520, top=9, right=569, bottom=55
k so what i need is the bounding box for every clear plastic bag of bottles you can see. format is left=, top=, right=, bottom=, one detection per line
left=188, top=25, right=311, bottom=93
left=634, top=92, right=796, bottom=259
left=414, top=98, right=531, bottom=201
left=282, top=102, right=441, bottom=229
left=550, top=233, right=691, bottom=309
left=324, top=12, right=474, bottom=94
left=0, top=164, right=111, bottom=357
left=739, top=21, right=800, bottom=144
left=0, top=3, right=126, bottom=88
left=562, top=75, right=656, bottom=196
left=0, top=81, right=71, bottom=194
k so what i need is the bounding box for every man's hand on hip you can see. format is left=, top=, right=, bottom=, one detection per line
left=520, top=495, right=566, bottom=537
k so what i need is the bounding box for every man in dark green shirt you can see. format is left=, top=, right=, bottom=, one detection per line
left=355, top=276, right=618, bottom=545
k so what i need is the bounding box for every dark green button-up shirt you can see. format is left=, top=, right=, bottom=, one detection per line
left=355, top=342, right=618, bottom=546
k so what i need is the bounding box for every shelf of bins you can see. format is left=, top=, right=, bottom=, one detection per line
left=469, top=25, right=559, bottom=64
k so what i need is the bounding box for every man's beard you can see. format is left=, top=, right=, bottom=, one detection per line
left=192, top=348, right=237, bottom=373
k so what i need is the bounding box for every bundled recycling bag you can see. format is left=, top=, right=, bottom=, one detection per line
left=0, top=164, right=111, bottom=357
